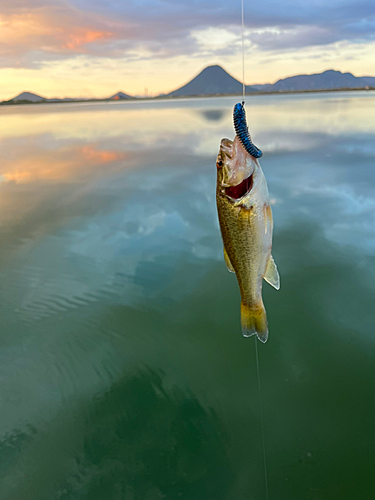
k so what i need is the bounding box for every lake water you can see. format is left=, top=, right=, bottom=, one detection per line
left=0, top=92, right=374, bottom=500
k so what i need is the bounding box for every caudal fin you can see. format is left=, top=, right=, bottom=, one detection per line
left=240, top=301, right=268, bottom=343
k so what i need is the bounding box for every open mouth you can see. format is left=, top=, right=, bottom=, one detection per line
left=225, top=173, right=253, bottom=200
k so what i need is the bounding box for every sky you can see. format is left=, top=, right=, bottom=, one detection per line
left=0, top=0, right=374, bottom=100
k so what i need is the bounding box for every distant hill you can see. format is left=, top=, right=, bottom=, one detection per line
left=1, top=68, right=374, bottom=106
left=47, top=97, right=81, bottom=102
left=361, top=76, right=375, bottom=86
left=166, top=66, right=374, bottom=98
left=259, top=70, right=372, bottom=92
left=11, top=92, right=47, bottom=103
left=1, top=90, right=133, bottom=105
left=4, top=92, right=81, bottom=104
left=167, top=65, right=256, bottom=97
left=108, top=91, right=132, bottom=100
left=251, top=84, right=270, bottom=91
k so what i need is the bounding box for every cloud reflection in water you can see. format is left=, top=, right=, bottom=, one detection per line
left=0, top=92, right=375, bottom=500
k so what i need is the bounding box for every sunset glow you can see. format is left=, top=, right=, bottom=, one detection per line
left=0, top=0, right=374, bottom=100
left=0, top=144, right=126, bottom=183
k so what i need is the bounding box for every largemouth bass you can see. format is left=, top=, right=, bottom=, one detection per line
left=216, top=135, right=280, bottom=342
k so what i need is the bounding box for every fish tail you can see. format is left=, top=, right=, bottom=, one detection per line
left=240, top=300, right=268, bottom=343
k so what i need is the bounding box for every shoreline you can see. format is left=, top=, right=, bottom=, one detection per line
left=1, top=86, right=374, bottom=107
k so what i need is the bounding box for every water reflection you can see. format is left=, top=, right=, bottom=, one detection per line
left=0, top=368, right=232, bottom=499
left=0, top=92, right=375, bottom=499
left=1, top=143, right=126, bottom=183
left=198, top=109, right=227, bottom=122
left=62, top=368, right=231, bottom=499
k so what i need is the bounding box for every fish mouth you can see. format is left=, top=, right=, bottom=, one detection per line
left=225, top=173, right=253, bottom=200
left=220, top=138, right=233, bottom=160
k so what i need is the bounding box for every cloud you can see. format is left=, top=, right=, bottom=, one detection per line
left=0, top=3, right=128, bottom=67
left=0, top=0, right=374, bottom=68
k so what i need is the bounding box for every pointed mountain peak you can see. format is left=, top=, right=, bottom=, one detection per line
left=166, top=65, right=255, bottom=97
left=109, top=91, right=132, bottom=100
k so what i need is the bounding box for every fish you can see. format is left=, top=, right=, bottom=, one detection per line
left=216, top=128, right=280, bottom=343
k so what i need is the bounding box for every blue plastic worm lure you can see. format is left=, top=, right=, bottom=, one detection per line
left=233, top=102, right=263, bottom=158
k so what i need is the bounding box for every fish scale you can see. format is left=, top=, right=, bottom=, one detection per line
left=216, top=135, right=279, bottom=342
left=217, top=172, right=270, bottom=300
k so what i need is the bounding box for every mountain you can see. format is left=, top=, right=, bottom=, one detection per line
left=108, top=91, right=132, bottom=100
left=47, top=97, right=81, bottom=102
left=361, top=76, right=375, bottom=86
left=4, top=92, right=79, bottom=104
left=11, top=92, right=47, bottom=103
left=166, top=66, right=374, bottom=98
left=167, top=65, right=256, bottom=97
left=2, top=68, right=374, bottom=106
left=251, top=84, right=271, bottom=91
left=1, top=90, right=133, bottom=105
left=260, top=70, right=371, bottom=92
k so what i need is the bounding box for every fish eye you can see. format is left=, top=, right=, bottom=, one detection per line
left=216, top=158, right=223, bottom=169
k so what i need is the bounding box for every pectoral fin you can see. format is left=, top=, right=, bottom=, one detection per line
left=264, top=254, right=280, bottom=290
left=223, top=248, right=235, bottom=273
left=264, top=204, right=273, bottom=234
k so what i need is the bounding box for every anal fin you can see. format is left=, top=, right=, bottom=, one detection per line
left=223, top=248, right=235, bottom=273
left=264, top=254, right=280, bottom=290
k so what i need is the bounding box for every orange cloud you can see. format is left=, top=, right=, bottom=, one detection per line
left=80, top=145, right=120, bottom=163
left=1, top=144, right=126, bottom=183
left=63, top=30, right=112, bottom=50
left=0, top=7, right=115, bottom=58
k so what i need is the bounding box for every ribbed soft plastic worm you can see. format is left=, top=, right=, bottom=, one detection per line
left=233, top=102, right=263, bottom=158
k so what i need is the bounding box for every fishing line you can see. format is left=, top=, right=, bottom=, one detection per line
left=239, top=3, right=269, bottom=496
left=241, top=0, right=245, bottom=103
left=255, top=336, right=270, bottom=500
left=239, top=3, right=269, bottom=497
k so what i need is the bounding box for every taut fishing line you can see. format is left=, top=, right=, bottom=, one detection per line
left=255, top=337, right=269, bottom=500
left=239, top=2, right=270, bottom=498
left=241, top=0, right=245, bottom=103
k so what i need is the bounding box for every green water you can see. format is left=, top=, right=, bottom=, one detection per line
left=0, top=92, right=374, bottom=499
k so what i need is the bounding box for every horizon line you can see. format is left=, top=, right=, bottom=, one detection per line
left=1, top=65, right=374, bottom=102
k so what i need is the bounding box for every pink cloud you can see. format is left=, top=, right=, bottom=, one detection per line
left=0, top=0, right=199, bottom=67
left=0, top=3, right=130, bottom=63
